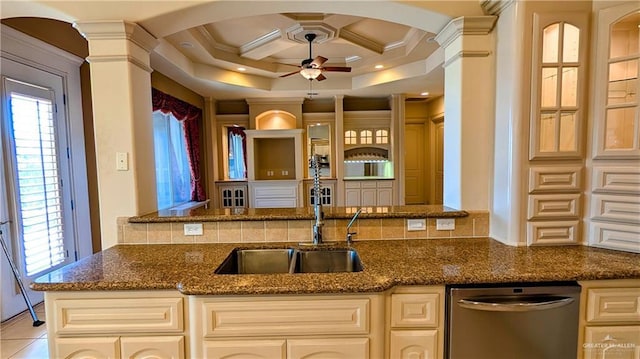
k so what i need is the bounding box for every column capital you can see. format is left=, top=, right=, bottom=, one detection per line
left=74, top=21, right=158, bottom=72
left=480, top=0, right=515, bottom=16
left=434, top=16, right=497, bottom=49
left=74, top=20, right=158, bottom=52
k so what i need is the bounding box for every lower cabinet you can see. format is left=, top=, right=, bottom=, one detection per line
left=389, top=330, right=438, bottom=359
left=387, top=286, right=445, bottom=359
left=56, top=336, right=185, bottom=359
left=578, top=279, right=640, bottom=359
left=345, top=180, right=394, bottom=207
left=45, top=291, right=187, bottom=359
left=191, top=294, right=384, bottom=359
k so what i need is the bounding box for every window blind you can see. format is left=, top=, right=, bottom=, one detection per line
left=10, top=92, right=65, bottom=276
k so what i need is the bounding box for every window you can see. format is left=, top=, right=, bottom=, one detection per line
left=153, top=111, right=191, bottom=210
left=227, top=126, right=246, bottom=180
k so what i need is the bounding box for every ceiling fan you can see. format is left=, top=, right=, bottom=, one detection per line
left=280, top=33, right=351, bottom=81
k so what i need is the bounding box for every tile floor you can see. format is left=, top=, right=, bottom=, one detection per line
left=0, top=303, right=49, bottom=359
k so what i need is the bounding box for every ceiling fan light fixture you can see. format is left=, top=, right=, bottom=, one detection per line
left=300, top=67, right=322, bottom=80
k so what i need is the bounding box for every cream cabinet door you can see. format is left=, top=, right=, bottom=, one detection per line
left=583, top=326, right=640, bottom=359
left=345, top=188, right=361, bottom=206
left=377, top=188, right=393, bottom=206
left=204, top=340, right=286, bottom=359
left=120, top=336, right=184, bottom=359
left=287, top=338, right=369, bottom=359
left=389, top=330, right=438, bottom=359
left=361, top=188, right=377, bottom=206
left=55, top=337, right=120, bottom=359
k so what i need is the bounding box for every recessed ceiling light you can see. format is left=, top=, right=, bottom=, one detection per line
left=421, top=92, right=430, bottom=96
left=237, top=67, right=246, bottom=72
left=375, top=64, right=384, bottom=69
left=179, top=41, right=194, bottom=48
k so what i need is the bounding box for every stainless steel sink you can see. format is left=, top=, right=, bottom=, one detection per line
left=295, top=249, right=363, bottom=273
left=214, top=247, right=363, bottom=274
left=214, top=248, right=295, bottom=274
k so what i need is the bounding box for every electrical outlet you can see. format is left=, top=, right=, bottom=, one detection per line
left=407, top=218, right=426, bottom=231
left=184, top=223, right=203, bottom=236
left=436, top=218, right=455, bottom=231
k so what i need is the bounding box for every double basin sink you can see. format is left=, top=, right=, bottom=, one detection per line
left=215, top=247, right=363, bottom=274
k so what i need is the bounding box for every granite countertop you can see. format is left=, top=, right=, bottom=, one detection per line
left=31, top=238, right=640, bottom=295
left=129, top=205, right=468, bottom=223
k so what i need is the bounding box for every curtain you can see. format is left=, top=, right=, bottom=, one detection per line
left=227, top=126, right=247, bottom=179
left=151, top=88, right=206, bottom=201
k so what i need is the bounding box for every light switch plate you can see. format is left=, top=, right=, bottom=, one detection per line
left=407, top=219, right=426, bottom=231
left=184, top=223, right=203, bottom=236
left=436, top=218, right=455, bottom=231
left=116, top=152, right=128, bottom=171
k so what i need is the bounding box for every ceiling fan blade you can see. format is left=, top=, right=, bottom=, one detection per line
left=310, top=56, right=328, bottom=68
left=316, top=73, right=327, bottom=81
left=322, top=66, right=352, bottom=72
left=280, top=70, right=301, bottom=78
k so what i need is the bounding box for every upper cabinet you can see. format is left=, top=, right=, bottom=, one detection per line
left=343, top=110, right=394, bottom=179
left=593, top=6, right=640, bottom=159
left=530, top=13, right=589, bottom=160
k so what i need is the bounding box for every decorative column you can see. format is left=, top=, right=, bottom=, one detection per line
left=391, top=94, right=405, bottom=205
left=74, top=21, right=158, bottom=248
left=435, top=16, right=497, bottom=210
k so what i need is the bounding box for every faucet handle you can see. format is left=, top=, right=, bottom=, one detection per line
left=346, top=231, right=357, bottom=245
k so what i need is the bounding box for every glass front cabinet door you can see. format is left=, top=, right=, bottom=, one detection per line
left=594, top=7, right=640, bottom=158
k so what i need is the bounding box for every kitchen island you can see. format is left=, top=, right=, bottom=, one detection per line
left=31, top=238, right=640, bottom=359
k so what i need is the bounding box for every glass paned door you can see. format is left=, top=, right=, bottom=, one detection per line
left=1, top=66, right=77, bottom=319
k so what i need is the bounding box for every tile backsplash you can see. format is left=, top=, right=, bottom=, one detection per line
left=117, top=211, right=489, bottom=245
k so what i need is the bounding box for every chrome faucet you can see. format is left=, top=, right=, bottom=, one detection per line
left=311, top=154, right=324, bottom=245
left=346, top=208, right=362, bottom=245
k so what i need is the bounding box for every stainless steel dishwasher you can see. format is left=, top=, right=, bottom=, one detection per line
left=446, top=283, right=581, bottom=359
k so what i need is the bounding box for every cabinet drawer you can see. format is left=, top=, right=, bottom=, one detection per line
left=377, top=181, right=393, bottom=188
left=254, top=186, right=297, bottom=198
left=202, top=298, right=370, bottom=337
left=53, top=297, right=184, bottom=334
left=586, top=287, right=640, bottom=323
left=345, top=181, right=362, bottom=189
left=529, top=166, right=581, bottom=193
left=526, top=220, right=579, bottom=245
left=362, top=181, right=377, bottom=188
left=591, top=194, right=640, bottom=224
left=527, top=194, right=580, bottom=220
left=391, top=293, right=440, bottom=328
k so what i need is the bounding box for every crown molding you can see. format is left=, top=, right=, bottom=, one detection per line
left=434, top=16, right=497, bottom=49
left=74, top=21, right=158, bottom=53
left=480, top=0, right=515, bottom=16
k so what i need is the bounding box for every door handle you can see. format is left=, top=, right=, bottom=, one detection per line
left=457, top=296, right=575, bottom=312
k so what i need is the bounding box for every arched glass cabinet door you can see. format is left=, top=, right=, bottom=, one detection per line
left=594, top=6, right=640, bottom=158
left=530, top=13, right=588, bottom=160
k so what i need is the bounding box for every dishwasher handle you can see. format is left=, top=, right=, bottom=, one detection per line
left=457, top=296, right=575, bottom=312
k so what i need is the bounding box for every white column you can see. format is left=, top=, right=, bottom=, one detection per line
left=334, top=95, right=345, bottom=206
left=74, top=21, right=158, bottom=248
left=391, top=94, right=405, bottom=205
left=435, top=16, right=497, bottom=210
